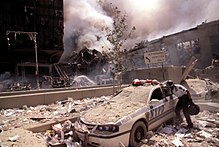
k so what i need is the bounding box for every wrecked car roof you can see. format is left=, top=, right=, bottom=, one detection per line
left=81, top=84, right=157, bottom=124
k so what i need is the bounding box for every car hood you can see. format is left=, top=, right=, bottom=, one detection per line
left=81, top=85, right=153, bottom=124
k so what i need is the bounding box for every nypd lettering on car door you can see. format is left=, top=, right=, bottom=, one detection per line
left=149, top=104, right=164, bottom=119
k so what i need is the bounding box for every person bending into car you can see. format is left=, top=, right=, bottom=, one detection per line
left=166, top=80, right=193, bottom=128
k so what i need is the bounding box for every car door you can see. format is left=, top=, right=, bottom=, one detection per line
left=148, top=87, right=166, bottom=130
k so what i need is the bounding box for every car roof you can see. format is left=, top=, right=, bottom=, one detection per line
left=81, top=84, right=160, bottom=124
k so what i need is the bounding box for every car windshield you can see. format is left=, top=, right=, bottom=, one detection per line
left=81, top=85, right=154, bottom=124
left=112, top=85, right=152, bottom=103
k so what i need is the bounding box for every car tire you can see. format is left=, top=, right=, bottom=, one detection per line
left=129, top=121, right=147, bottom=147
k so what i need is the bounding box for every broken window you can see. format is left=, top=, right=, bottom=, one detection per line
left=177, top=39, right=200, bottom=54
left=182, top=41, right=191, bottom=50
left=192, top=39, right=200, bottom=54
left=177, top=42, right=183, bottom=50
left=55, top=10, right=63, bottom=17
left=6, top=32, right=35, bottom=50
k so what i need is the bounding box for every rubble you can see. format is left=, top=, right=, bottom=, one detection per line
left=8, top=81, right=31, bottom=91
left=43, top=110, right=218, bottom=147
left=8, top=135, right=19, bottom=142
left=0, top=128, right=47, bottom=147
left=171, top=138, right=184, bottom=147
left=140, top=109, right=219, bottom=147
left=0, top=78, right=218, bottom=146
left=0, top=96, right=111, bottom=132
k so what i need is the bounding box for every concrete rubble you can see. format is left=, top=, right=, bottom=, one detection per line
left=0, top=78, right=218, bottom=146
left=140, top=110, right=219, bottom=147
left=0, top=96, right=111, bottom=132
left=0, top=96, right=111, bottom=147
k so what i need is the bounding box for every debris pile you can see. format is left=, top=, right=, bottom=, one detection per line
left=140, top=111, right=219, bottom=147
left=194, top=64, right=219, bottom=83
left=43, top=120, right=82, bottom=147
left=41, top=110, right=219, bottom=147
left=184, top=78, right=219, bottom=101
left=0, top=78, right=218, bottom=146
left=0, top=128, right=47, bottom=147
left=8, top=81, right=31, bottom=91
left=0, top=96, right=111, bottom=132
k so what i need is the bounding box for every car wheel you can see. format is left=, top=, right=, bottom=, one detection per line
left=129, top=121, right=147, bottom=147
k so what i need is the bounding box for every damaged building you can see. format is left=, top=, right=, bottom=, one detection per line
left=1, top=0, right=219, bottom=88
left=122, top=20, right=219, bottom=83
left=0, top=0, right=64, bottom=75
left=0, top=0, right=110, bottom=89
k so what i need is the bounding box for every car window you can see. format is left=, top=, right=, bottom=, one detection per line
left=113, top=86, right=151, bottom=103
left=150, top=88, right=164, bottom=101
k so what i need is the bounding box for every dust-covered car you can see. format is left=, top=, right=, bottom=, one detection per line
left=74, top=81, right=178, bottom=147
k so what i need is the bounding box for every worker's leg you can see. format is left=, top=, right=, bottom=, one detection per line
left=175, top=101, right=183, bottom=125
left=183, top=107, right=193, bottom=128
left=175, top=107, right=183, bottom=122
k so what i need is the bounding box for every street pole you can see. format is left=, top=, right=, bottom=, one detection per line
left=33, top=33, right=40, bottom=89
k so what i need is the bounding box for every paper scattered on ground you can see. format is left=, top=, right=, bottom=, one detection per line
left=0, top=78, right=218, bottom=146
left=0, top=128, right=47, bottom=147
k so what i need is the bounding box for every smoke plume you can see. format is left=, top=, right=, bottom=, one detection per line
left=60, top=0, right=219, bottom=62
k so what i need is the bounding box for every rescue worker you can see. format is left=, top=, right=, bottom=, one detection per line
left=166, top=80, right=193, bottom=128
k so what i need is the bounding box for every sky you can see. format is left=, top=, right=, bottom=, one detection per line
left=60, top=0, right=219, bottom=62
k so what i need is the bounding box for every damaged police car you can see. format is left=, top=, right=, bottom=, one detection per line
left=74, top=80, right=178, bottom=147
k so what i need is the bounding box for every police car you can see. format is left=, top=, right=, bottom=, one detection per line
left=74, top=80, right=178, bottom=147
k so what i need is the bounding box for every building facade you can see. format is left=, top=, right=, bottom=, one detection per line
left=0, top=0, right=64, bottom=74
left=124, top=20, right=219, bottom=70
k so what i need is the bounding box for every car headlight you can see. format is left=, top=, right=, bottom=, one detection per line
left=97, top=125, right=119, bottom=132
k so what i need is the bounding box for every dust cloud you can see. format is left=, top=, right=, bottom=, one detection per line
left=61, top=0, right=219, bottom=62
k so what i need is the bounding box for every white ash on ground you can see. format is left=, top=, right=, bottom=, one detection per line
left=0, top=109, right=218, bottom=147
left=0, top=128, right=47, bottom=147
left=30, top=111, right=218, bottom=147
left=0, top=96, right=111, bottom=147
left=140, top=110, right=219, bottom=147
left=0, top=78, right=218, bottom=147
left=0, top=96, right=111, bottom=131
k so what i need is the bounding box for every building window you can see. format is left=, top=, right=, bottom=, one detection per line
left=177, top=39, right=200, bottom=54
left=55, top=10, right=63, bottom=17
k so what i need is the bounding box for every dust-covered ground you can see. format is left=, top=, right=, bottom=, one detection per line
left=0, top=78, right=219, bottom=147
left=0, top=128, right=47, bottom=147
left=140, top=111, right=219, bottom=147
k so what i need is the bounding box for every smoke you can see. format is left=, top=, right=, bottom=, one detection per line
left=61, top=0, right=219, bottom=62
left=60, top=0, right=113, bottom=62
